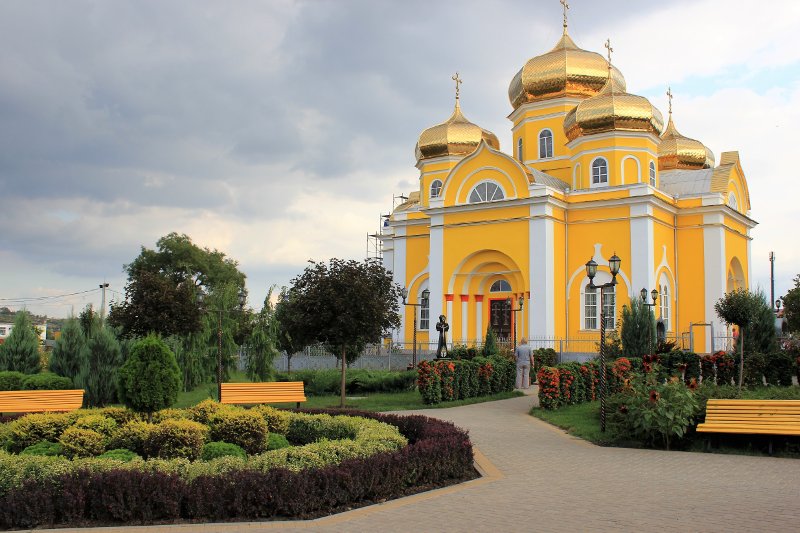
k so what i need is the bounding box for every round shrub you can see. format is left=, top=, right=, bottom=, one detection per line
left=145, top=419, right=207, bottom=460
left=7, top=412, right=74, bottom=452
left=59, top=427, right=106, bottom=458
left=209, top=410, right=268, bottom=455
left=267, top=432, right=290, bottom=451
left=187, top=399, right=231, bottom=424
left=108, top=420, right=154, bottom=457
left=286, top=413, right=358, bottom=445
left=21, top=372, right=73, bottom=390
left=20, top=441, right=63, bottom=457
left=117, top=335, right=181, bottom=414
left=97, top=448, right=141, bottom=462
left=0, top=371, right=26, bottom=391
left=250, top=404, right=290, bottom=434
left=89, top=407, right=141, bottom=426
left=201, top=441, right=247, bottom=461
left=74, top=415, right=117, bottom=438
left=151, top=408, right=191, bottom=423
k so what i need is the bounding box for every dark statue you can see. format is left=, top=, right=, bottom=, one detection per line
left=435, top=314, right=449, bottom=358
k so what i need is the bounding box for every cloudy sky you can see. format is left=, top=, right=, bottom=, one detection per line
left=1, top=0, right=798, bottom=318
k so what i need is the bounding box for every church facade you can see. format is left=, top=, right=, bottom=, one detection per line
left=380, top=21, right=754, bottom=354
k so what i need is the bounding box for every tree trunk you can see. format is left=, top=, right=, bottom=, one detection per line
left=340, top=347, right=347, bottom=408
left=738, top=327, right=744, bottom=391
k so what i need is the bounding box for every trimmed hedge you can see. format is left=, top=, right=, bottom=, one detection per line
left=0, top=371, right=26, bottom=391
left=22, top=373, right=73, bottom=391
left=537, top=358, right=630, bottom=410
left=0, top=410, right=474, bottom=528
left=275, top=369, right=417, bottom=396
left=417, top=355, right=515, bottom=405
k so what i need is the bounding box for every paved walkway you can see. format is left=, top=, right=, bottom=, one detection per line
left=49, top=392, right=800, bottom=532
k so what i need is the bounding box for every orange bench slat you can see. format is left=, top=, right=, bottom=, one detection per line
left=0, top=390, right=84, bottom=413
left=220, top=382, right=306, bottom=405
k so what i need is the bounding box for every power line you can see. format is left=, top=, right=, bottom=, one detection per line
left=0, top=288, right=101, bottom=303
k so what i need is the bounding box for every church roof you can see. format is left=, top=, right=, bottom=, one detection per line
left=659, top=168, right=714, bottom=196
left=528, top=167, right=569, bottom=191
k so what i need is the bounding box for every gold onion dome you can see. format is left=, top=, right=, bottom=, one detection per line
left=658, top=117, right=714, bottom=170
left=563, top=75, right=664, bottom=141
left=508, top=33, right=626, bottom=109
left=415, top=99, right=500, bottom=161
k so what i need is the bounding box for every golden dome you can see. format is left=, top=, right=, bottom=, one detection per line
left=415, top=100, right=500, bottom=161
left=508, top=33, right=626, bottom=109
left=658, top=117, right=714, bottom=170
left=563, top=76, right=664, bottom=141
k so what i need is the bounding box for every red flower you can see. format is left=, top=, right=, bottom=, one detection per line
left=649, top=390, right=660, bottom=403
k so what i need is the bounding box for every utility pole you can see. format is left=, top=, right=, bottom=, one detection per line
left=99, top=282, right=109, bottom=320
left=769, top=252, right=775, bottom=311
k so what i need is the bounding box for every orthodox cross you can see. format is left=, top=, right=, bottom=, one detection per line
left=560, top=0, right=569, bottom=32
left=604, top=38, right=613, bottom=65
left=452, top=72, right=462, bottom=100
left=666, top=86, right=673, bottom=116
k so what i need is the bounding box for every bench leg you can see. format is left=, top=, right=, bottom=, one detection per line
left=296, top=402, right=300, bottom=410
left=769, top=439, right=773, bottom=456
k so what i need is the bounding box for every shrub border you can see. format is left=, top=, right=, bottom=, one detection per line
left=0, top=409, right=475, bottom=528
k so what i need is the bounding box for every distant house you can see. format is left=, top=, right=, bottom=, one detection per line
left=0, top=322, right=48, bottom=344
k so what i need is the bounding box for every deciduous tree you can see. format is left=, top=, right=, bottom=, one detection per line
left=782, top=274, right=800, bottom=333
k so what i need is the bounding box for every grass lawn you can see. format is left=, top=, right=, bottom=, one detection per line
left=530, top=401, right=626, bottom=446
left=175, top=371, right=523, bottom=411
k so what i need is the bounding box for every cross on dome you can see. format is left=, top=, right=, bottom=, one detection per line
left=604, top=38, right=613, bottom=66
left=452, top=72, right=462, bottom=100
left=666, top=86, right=673, bottom=116
left=560, top=0, right=569, bottom=33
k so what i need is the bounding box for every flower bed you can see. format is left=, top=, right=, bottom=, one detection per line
left=0, top=406, right=474, bottom=528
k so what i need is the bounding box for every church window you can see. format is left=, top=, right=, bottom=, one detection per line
left=584, top=285, right=597, bottom=330
left=517, top=138, right=523, bottom=161
left=539, top=129, right=553, bottom=159
left=649, top=161, right=656, bottom=186
left=468, top=181, right=505, bottom=203
left=490, top=279, right=512, bottom=292
left=728, top=192, right=738, bottom=210
left=420, top=290, right=430, bottom=330
left=591, top=157, right=608, bottom=185
left=660, top=284, right=670, bottom=332
left=602, top=286, right=616, bottom=329
left=430, top=179, right=442, bottom=198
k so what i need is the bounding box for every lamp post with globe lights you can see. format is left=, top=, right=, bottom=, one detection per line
left=640, top=287, right=659, bottom=359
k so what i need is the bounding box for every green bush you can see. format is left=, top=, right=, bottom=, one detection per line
left=201, top=441, right=247, bottom=461
left=59, top=427, right=106, bottom=458
left=208, top=410, right=268, bottom=455
left=620, top=299, right=655, bottom=358
left=117, top=335, right=181, bottom=414
left=21, top=372, right=73, bottom=390
left=7, top=412, right=74, bottom=453
left=74, top=415, right=117, bottom=439
left=87, top=407, right=141, bottom=426
left=250, top=404, right=291, bottom=434
left=0, top=311, right=42, bottom=374
left=80, top=326, right=123, bottom=407
left=532, top=348, right=557, bottom=377
left=763, top=351, right=794, bottom=386
left=151, top=408, right=192, bottom=423
left=107, top=420, right=154, bottom=457
left=267, top=432, right=290, bottom=450
left=742, top=353, right=767, bottom=387
left=275, top=369, right=416, bottom=395
left=20, top=441, right=63, bottom=457
left=0, top=371, right=26, bottom=391
left=97, top=448, right=140, bottom=462
left=187, top=399, right=232, bottom=424
left=287, top=413, right=358, bottom=445
left=144, top=419, right=207, bottom=460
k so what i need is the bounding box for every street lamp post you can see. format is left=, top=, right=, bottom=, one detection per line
left=640, top=287, right=659, bottom=359
left=401, top=287, right=430, bottom=368
left=585, top=252, right=621, bottom=433
left=506, top=295, right=524, bottom=349
left=197, top=291, right=246, bottom=401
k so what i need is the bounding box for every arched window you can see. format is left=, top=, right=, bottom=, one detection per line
left=430, top=179, right=442, bottom=198
left=591, top=157, right=608, bottom=185
left=584, top=285, right=598, bottom=330
left=660, top=284, right=670, bottom=332
left=517, top=138, right=523, bottom=161
left=728, top=192, right=738, bottom=210
left=468, top=181, right=505, bottom=203
left=420, top=290, right=430, bottom=330
left=490, top=280, right=512, bottom=292
left=649, top=161, right=656, bottom=187
left=539, top=129, right=553, bottom=159
left=602, top=286, right=616, bottom=329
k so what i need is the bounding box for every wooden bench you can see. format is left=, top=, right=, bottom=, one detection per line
left=0, top=389, right=85, bottom=414
left=697, top=399, right=800, bottom=453
left=220, top=382, right=307, bottom=409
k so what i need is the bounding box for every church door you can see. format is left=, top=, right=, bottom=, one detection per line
left=489, top=299, right=511, bottom=342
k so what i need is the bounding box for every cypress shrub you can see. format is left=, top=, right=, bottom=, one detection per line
left=49, top=317, right=85, bottom=382
left=117, top=335, right=181, bottom=414
left=0, top=311, right=41, bottom=373
left=620, top=299, right=656, bottom=359
left=80, top=327, right=122, bottom=407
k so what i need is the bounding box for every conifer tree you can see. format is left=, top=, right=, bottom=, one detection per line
left=118, top=334, right=181, bottom=414
left=620, top=299, right=656, bottom=358
left=0, top=311, right=41, bottom=373
left=245, top=289, right=279, bottom=382
left=483, top=325, right=499, bottom=356
left=50, top=317, right=85, bottom=380
left=80, top=327, right=122, bottom=407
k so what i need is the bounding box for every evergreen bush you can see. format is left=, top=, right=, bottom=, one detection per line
left=117, top=335, right=181, bottom=414
left=201, top=441, right=247, bottom=461
left=80, top=327, right=122, bottom=407
left=108, top=421, right=154, bottom=457
left=620, top=299, right=655, bottom=358
left=0, top=311, right=41, bottom=373
left=59, top=427, right=106, bottom=458
left=144, top=419, right=207, bottom=460
left=97, top=448, right=140, bottom=462
left=21, top=373, right=73, bottom=390
left=49, top=317, right=85, bottom=382
left=250, top=404, right=291, bottom=435
left=208, top=410, right=268, bottom=455
left=74, top=415, right=117, bottom=438
left=20, top=441, right=64, bottom=457
left=7, top=413, right=74, bottom=453
left=266, top=433, right=290, bottom=451
left=0, top=371, right=26, bottom=391
left=482, top=326, right=498, bottom=356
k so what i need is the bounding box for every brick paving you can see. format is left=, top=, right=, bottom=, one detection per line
left=47, top=391, right=800, bottom=532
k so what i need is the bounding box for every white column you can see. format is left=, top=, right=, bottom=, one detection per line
left=475, top=296, right=484, bottom=343
left=428, top=215, right=444, bottom=340
left=530, top=203, right=555, bottom=338
left=461, top=296, right=468, bottom=342
left=703, top=214, right=726, bottom=353
left=630, top=203, right=655, bottom=297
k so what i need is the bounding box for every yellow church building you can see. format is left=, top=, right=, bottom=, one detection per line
left=380, top=17, right=754, bottom=355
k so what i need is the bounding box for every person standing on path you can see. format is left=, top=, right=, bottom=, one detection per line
left=514, top=338, right=533, bottom=389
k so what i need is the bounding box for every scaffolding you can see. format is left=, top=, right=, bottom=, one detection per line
left=366, top=194, right=408, bottom=260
